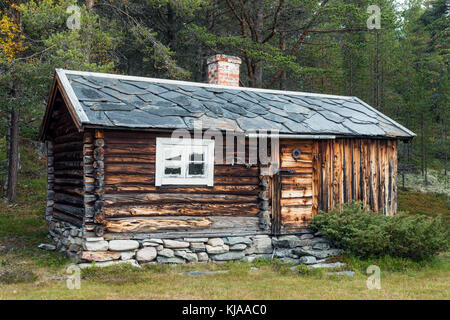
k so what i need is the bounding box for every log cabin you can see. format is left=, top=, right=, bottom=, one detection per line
left=39, top=55, right=415, bottom=263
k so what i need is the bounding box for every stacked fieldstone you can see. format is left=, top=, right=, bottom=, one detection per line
left=48, top=220, right=83, bottom=259
left=71, top=229, right=341, bottom=268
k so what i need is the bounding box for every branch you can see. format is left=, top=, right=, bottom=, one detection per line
left=277, top=28, right=365, bottom=34
left=262, top=0, right=284, bottom=44
left=224, top=0, right=253, bottom=81
left=267, top=0, right=329, bottom=87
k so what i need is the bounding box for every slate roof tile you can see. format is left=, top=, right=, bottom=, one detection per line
left=57, top=70, right=415, bottom=139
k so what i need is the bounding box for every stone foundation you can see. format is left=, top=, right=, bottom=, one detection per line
left=48, top=220, right=84, bottom=260
left=81, top=233, right=341, bottom=268
left=47, top=220, right=342, bottom=267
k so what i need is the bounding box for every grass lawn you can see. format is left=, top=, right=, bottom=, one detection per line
left=0, top=142, right=449, bottom=299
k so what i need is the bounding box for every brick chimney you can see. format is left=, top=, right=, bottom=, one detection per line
left=207, top=54, right=242, bottom=87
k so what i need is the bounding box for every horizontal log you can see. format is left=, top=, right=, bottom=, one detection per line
left=104, top=155, right=154, bottom=164
left=104, top=163, right=259, bottom=177
left=281, top=176, right=312, bottom=185
left=281, top=189, right=313, bottom=198
left=104, top=175, right=259, bottom=186
left=105, top=135, right=157, bottom=144
left=104, top=202, right=260, bottom=218
left=105, top=216, right=259, bottom=233
left=54, top=177, right=83, bottom=186
left=104, top=130, right=161, bottom=140
left=83, top=133, right=93, bottom=144
left=105, top=144, right=155, bottom=155
left=54, top=169, right=84, bottom=177
left=106, top=217, right=211, bottom=233
left=54, top=161, right=83, bottom=169
left=53, top=142, right=83, bottom=154
left=279, top=167, right=313, bottom=174
left=281, top=183, right=311, bottom=190
left=104, top=184, right=260, bottom=195
left=53, top=203, right=84, bottom=217
left=104, top=192, right=258, bottom=205
left=281, top=160, right=313, bottom=168
left=54, top=132, right=83, bottom=144
left=53, top=185, right=85, bottom=197
left=280, top=197, right=313, bottom=206
left=54, top=193, right=84, bottom=206
left=52, top=210, right=83, bottom=227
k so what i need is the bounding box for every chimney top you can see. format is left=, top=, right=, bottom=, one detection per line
left=207, top=54, right=241, bottom=87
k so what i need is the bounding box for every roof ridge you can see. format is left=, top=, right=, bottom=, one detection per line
left=57, top=68, right=356, bottom=101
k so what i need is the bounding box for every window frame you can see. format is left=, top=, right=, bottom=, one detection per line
left=155, top=137, right=215, bottom=186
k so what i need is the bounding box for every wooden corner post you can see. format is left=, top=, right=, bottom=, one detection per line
left=46, top=140, right=55, bottom=222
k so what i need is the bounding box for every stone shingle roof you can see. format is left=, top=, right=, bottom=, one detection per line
left=52, top=69, right=415, bottom=139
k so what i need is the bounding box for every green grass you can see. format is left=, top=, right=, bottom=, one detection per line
left=0, top=140, right=449, bottom=299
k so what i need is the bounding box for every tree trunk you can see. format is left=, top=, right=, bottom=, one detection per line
left=6, top=107, right=19, bottom=203
left=420, top=112, right=425, bottom=177
left=6, top=2, right=20, bottom=203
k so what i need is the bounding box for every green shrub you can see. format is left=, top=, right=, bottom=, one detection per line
left=311, top=202, right=449, bottom=260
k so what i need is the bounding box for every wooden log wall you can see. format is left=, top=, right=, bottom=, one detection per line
left=317, top=138, right=397, bottom=216
left=46, top=93, right=84, bottom=227
left=102, top=130, right=263, bottom=234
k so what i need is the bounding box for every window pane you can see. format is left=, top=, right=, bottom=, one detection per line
left=188, top=163, right=204, bottom=175
left=164, top=166, right=181, bottom=175
left=165, top=149, right=182, bottom=161
left=190, top=152, right=204, bottom=162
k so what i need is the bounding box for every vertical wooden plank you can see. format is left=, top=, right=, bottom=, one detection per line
left=383, top=140, right=389, bottom=215
left=330, top=140, right=336, bottom=210
left=392, top=140, right=398, bottom=216
left=335, top=139, right=344, bottom=208
left=378, top=140, right=384, bottom=214
left=272, top=171, right=281, bottom=234
left=387, top=140, right=393, bottom=216
left=342, top=140, right=347, bottom=203
left=271, top=140, right=281, bottom=233
left=345, top=139, right=353, bottom=203
left=353, top=139, right=361, bottom=201
left=312, top=140, right=320, bottom=216
left=361, top=139, right=369, bottom=207
left=370, top=140, right=378, bottom=212
left=322, top=140, right=330, bottom=212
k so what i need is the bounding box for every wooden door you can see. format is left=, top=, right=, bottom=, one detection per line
left=278, top=139, right=314, bottom=232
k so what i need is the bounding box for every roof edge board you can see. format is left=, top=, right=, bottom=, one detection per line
left=39, top=75, right=58, bottom=141
left=353, top=97, right=416, bottom=138
left=56, top=69, right=89, bottom=124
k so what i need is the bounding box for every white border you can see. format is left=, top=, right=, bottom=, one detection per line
left=155, top=137, right=215, bottom=187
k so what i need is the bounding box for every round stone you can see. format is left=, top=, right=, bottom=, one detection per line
left=136, top=247, right=157, bottom=263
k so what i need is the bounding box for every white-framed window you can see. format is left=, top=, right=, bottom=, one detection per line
left=155, top=137, right=215, bottom=186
